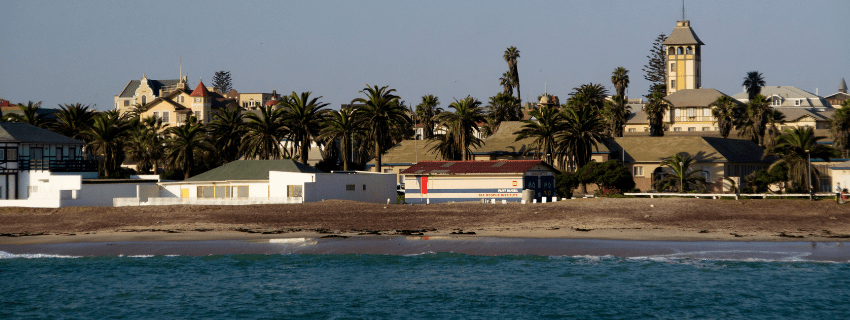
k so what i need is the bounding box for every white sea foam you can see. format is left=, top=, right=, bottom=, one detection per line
left=269, top=238, right=312, bottom=244
left=0, top=251, right=81, bottom=259
left=627, top=250, right=815, bottom=263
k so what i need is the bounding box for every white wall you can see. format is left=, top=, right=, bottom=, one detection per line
left=296, top=171, right=396, bottom=203
left=63, top=182, right=158, bottom=206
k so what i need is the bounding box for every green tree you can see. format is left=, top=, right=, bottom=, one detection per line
left=653, top=152, right=708, bottom=192
left=213, top=70, right=232, bottom=94
left=611, top=67, right=630, bottom=98
left=642, top=33, right=668, bottom=96
left=415, top=94, right=441, bottom=140
left=644, top=91, right=669, bottom=137
left=735, top=94, right=771, bottom=146
left=166, top=117, right=210, bottom=179
left=279, top=91, right=330, bottom=164
left=602, top=95, right=630, bottom=137
left=568, top=83, right=609, bottom=112
left=125, top=116, right=166, bottom=173
left=763, top=109, right=786, bottom=149
left=6, top=101, right=52, bottom=128
left=503, top=46, right=521, bottom=103
left=709, top=95, right=737, bottom=138
left=351, top=85, right=411, bottom=172
left=499, top=71, right=514, bottom=96
left=742, top=71, right=766, bottom=100
left=52, top=103, right=96, bottom=142
left=242, top=105, right=289, bottom=160
left=556, top=105, right=606, bottom=170
left=208, top=104, right=246, bottom=164
left=126, top=102, right=148, bottom=119
left=830, top=100, right=850, bottom=158
left=319, top=108, right=361, bottom=171
left=433, top=96, right=486, bottom=161
left=764, top=127, right=838, bottom=192
left=572, top=160, right=635, bottom=195
left=514, top=104, right=563, bottom=165
left=482, top=92, right=521, bottom=136
left=82, top=110, right=130, bottom=178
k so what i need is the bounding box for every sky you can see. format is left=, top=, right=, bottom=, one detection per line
left=1, top=0, right=848, bottom=112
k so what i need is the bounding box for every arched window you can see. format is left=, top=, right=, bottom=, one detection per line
left=668, top=47, right=675, bottom=55
left=686, top=46, right=692, bottom=54
left=142, top=95, right=146, bottom=104
left=677, top=47, right=683, bottom=55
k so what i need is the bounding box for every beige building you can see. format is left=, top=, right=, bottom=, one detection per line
left=663, top=20, right=704, bottom=95
left=114, top=74, right=188, bottom=115
left=625, top=88, right=737, bottom=133
left=139, top=81, right=236, bottom=126
left=224, top=90, right=281, bottom=110
left=732, top=86, right=835, bottom=130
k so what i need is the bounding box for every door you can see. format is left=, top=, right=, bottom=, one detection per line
left=181, top=188, right=189, bottom=198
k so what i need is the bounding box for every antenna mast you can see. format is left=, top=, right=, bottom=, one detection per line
left=682, top=0, right=685, bottom=20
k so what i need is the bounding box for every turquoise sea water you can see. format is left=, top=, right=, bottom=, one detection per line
left=2, top=238, right=849, bottom=319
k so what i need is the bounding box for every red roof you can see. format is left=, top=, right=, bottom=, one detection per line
left=190, top=81, right=210, bottom=97
left=400, top=160, right=556, bottom=175
left=265, top=100, right=278, bottom=106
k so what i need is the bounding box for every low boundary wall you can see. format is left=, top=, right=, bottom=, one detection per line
left=114, top=197, right=303, bottom=207
left=624, top=192, right=835, bottom=199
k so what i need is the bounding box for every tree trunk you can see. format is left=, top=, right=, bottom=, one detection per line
left=300, top=136, right=309, bottom=164
left=342, top=135, right=349, bottom=171
left=374, top=139, right=382, bottom=172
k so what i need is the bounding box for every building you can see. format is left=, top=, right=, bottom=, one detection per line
left=663, top=20, right=704, bottom=95
left=604, top=136, right=771, bottom=192
left=400, top=160, right=559, bottom=203
left=824, top=78, right=849, bottom=107
left=139, top=81, right=236, bottom=125
left=223, top=90, right=281, bottom=110
left=114, top=74, right=188, bottom=115
left=731, top=86, right=834, bottom=130
left=145, top=159, right=396, bottom=205
left=625, top=88, right=737, bottom=133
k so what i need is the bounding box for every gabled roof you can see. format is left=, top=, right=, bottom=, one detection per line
left=775, top=108, right=834, bottom=122
left=118, top=78, right=181, bottom=98
left=603, top=136, right=767, bottom=163
left=664, top=88, right=735, bottom=108
left=184, top=159, right=323, bottom=182
left=400, top=160, right=556, bottom=175
left=731, top=86, right=831, bottom=107
left=662, top=20, right=705, bottom=45
left=0, top=122, right=84, bottom=145
left=190, top=81, right=210, bottom=97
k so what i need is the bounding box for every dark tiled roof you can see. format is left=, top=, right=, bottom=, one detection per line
left=118, top=79, right=181, bottom=98
left=184, top=159, right=323, bottom=182
left=400, top=160, right=556, bottom=175
left=0, top=122, right=84, bottom=144
left=662, top=20, right=705, bottom=45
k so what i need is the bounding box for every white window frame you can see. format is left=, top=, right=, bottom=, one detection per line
left=633, top=166, right=644, bottom=177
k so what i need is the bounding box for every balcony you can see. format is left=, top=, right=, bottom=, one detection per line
left=19, top=157, right=98, bottom=172
left=673, top=116, right=714, bottom=123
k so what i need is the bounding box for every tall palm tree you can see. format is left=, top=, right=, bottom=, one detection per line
left=6, top=101, right=52, bottom=128
left=743, top=71, right=766, bottom=100
left=279, top=91, right=330, bottom=164
left=503, top=46, right=521, bottom=103
left=52, top=103, right=96, bottom=142
left=242, top=105, right=289, bottom=160
left=644, top=91, right=669, bottom=137
left=499, top=71, right=514, bottom=96
left=611, top=67, right=630, bottom=98
left=351, top=85, right=411, bottom=172
left=415, top=94, right=441, bottom=140
left=125, top=116, right=165, bottom=173
left=319, top=108, right=360, bottom=171
left=556, top=105, right=606, bottom=170
left=735, top=94, right=771, bottom=146
left=602, top=95, right=630, bottom=137
left=82, top=110, right=129, bottom=178
left=514, top=104, right=564, bottom=165
left=433, top=96, right=486, bottom=161
left=830, top=100, right=850, bottom=158
left=568, top=83, right=609, bottom=112
left=208, top=105, right=246, bottom=164
left=765, top=127, right=837, bottom=192
left=166, top=117, right=210, bottom=179
left=653, top=152, right=708, bottom=192
left=710, top=95, right=737, bottom=138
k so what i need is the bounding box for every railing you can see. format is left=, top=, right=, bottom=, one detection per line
left=625, top=192, right=834, bottom=200
left=18, top=158, right=98, bottom=172
left=673, top=116, right=714, bottom=122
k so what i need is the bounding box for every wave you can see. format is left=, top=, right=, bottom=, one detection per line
left=0, top=251, right=82, bottom=259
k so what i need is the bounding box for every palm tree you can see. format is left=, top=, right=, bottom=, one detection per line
left=166, top=117, right=210, bottom=179
left=499, top=71, right=514, bottom=95
left=653, top=153, right=708, bottom=192
left=710, top=95, right=737, bottom=138
left=242, top=105, right=289, bottom=160
left=319, top=108, right=360, bottom=171
left=743, top=71, right=766, bottom=100
left=830, top=100, right=850, bottom=158
left=6, top=101, right=52, bottom=128
left=351, top=85, right=411, bottom=172
left=433, top=96, right=486, bottom=161
left=415, top=94, right=441, bottom=140
left=735, top=94, right=771, bottom=146
left=82, top=110, right=129, bottom=178
left=556, top=105, right=606, bottom=170
left=568, top=83, right=609, bottom=112
left=125, top=116, right=165, bottom=173
left=644, top=91, right=669, bottom=136
left=514, top=104, right=564, bottom=165
left=602, top=95, right=630, bottom=137
left=765, top=127, right=837, bottom=192
left=279, top=91, right=330, bottom=164
left=503, top=46, right=521, bottom=103
left=207, top=105, right=246, bottom=164
left=763, top=109, right=786, bottom=149
left=611, top=67, right=630, bottom=98
left=482, top=92, right=521, bottom=136
left=52, top=103, right=96, bottom=142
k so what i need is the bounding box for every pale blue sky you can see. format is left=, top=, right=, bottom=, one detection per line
left=1, top=0, right=848, bottom=111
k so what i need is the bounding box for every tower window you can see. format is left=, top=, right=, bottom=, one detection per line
left=142, top=95, right=147, bottom=104
left=668, top=47, right=675, bottom=55
left=671, top=80, right=676, bottom=88
left=677, top=47, right=683, bottom=55
left=686, top=46, right=692, bottom=54
left=670, top=62, right=676, bottom=72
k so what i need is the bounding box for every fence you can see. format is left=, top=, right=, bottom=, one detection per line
left=624, top=192, right=835, bottom=200
left=114, top=197, right=303, bottom=207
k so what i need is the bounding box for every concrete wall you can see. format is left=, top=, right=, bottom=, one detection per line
left=271, top=171, right=396, bottom=204
left=64, top=181, right=158, bottom=207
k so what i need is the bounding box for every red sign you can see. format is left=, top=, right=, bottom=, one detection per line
left=421, top=176, right=428, bottom=194
left=512, top=181, right=517, bottom=186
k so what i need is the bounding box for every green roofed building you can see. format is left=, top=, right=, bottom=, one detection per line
left=184, top=159, right=323, bottom=182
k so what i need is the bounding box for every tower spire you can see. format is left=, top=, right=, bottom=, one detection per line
left=682, top=0, right=685, bottom=20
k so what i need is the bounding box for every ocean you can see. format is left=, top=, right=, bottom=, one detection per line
left=1, top=237, right=848, bottom=319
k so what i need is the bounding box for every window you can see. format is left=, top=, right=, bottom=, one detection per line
left=195, top=111, right=201, bottom=120
left=236, top=186, right=248, bottom=198
left=7, top=148, right=17, bottom=160
left=180, top=96, right=184, bottom=103
left=687, top=108, right=696, bottom=117
left=162, top=111, right=170, bottom=123
left=68, top=147, right=75, bottom=159
left=702, top=170, right=711, bottom=182
left=688, top=127, right=696, bottom=131
left=153, top=111, right=159, bottom=118
left=195, top=98, right=201, bottom=102
left=383, top=169, right=393, bottom=173
left=677, top=47, right=683, bottom=55
left=795, top=99, right=801, bottom=106
left=56, top=147, right=63, bottom=159
left=633, top=166, right=644, bottom=177
left=124, top=100, right=130, bottom=106
left=686, top=46, right=692, bottom=54
left=671, top=80, right=676, bottom=88
left=702, top=127, right=710, bottom=131
left=668, top=47, right=675, bottom=55
left=771, top=96, right=782, bottom=106
left=362, top=184, right=367, bottom=191
left=287, top=185, right=302, bottom=197
left=703, top=108, right=711, bottom=117
left=142, top=95, right=146, bottom=104
left=628, top=128, right=636, bottom=132
left=0, top=149, right=4, bottom=161
left=674, top=127, right=682, bottom=132
left=670, top=62, right=676, bottom=72
left=346, top=184, right=355, bottom=191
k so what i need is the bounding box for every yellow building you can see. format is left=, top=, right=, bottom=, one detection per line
left=663, top=20, right=704, bottom=95
left=139, top=81, right=235, bottom=126
left=114, top=74, right=188, bottom=115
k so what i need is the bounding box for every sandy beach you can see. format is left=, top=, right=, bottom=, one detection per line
left=0, top=197, right=848, bottom=245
